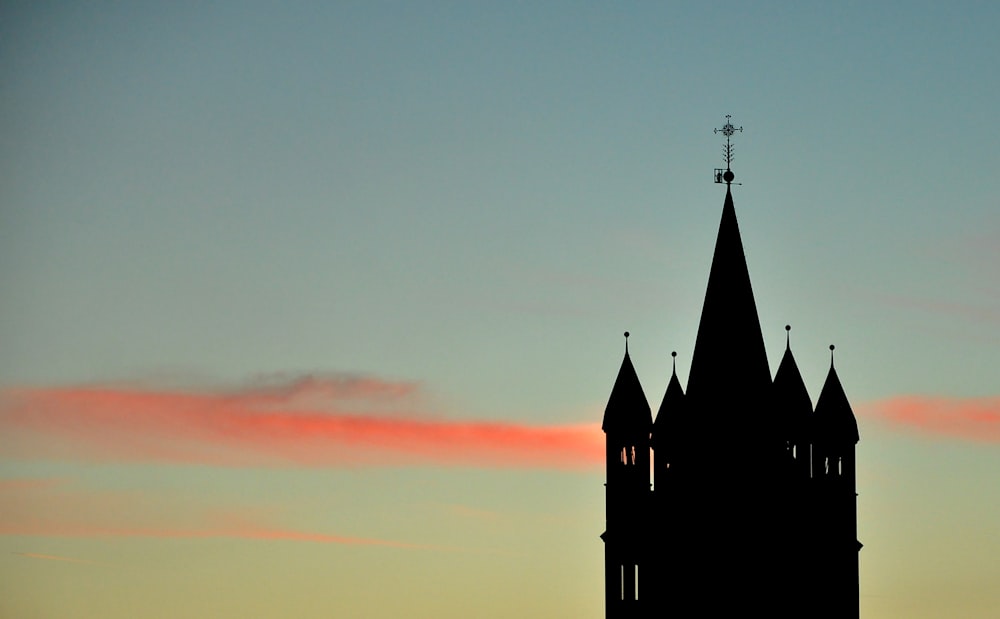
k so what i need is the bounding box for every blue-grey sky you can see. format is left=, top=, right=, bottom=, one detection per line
left=1, top=3, right=998, bottom=618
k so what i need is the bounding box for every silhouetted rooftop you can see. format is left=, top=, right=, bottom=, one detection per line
left=772, top=331, right=813, bottom=438
left=602, top=348, right=652, bottom=435
left=652, top=355, right=685, bottom=448
left=813, top=363, right=860, bottom=445
left=686, top=186, right=771, bottom=409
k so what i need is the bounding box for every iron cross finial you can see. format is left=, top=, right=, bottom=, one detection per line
left=713, top=114, right=743, bottom=185
left=715, top=114, right=742, bottom=139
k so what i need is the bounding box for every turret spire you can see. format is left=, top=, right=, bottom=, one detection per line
left=652, top=350, right=685, bottom=482
left=772, top=324, right=813, bottom=472
left=602, top=333, right=652, bottom=434
left=814, top=346, right=859, bottom=446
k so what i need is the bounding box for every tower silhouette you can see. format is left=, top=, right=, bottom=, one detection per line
left=601, top=121, right=861, bottom=618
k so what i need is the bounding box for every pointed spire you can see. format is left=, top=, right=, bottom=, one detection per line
left=814, top=345, right=860, bottom=445
left=773, top=327, right=810, bottom=407
left=655, top=353, right=685, bottom=424
left=772, top=325, right=813, bottom=444
left=653, top=351, right=686, bottom=443
left=602, top=332, right=652, bottom=434
left=686, top=186, right=772, bottom=409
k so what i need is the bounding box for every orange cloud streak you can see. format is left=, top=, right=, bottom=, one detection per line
left=0, top=480, right=445, bottom=550
left=2, top=524, right=435, bottom=549
left=863, top=395, right=1000, bottom=443
left=0, top=377, right=603, bottom=469
left=13, top=552, right=109, bottom=566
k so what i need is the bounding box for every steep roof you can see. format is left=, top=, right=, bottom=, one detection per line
left=602, top=348, right=652, bottom=435
left=686, top=186, right=772, bottom=407
left=813, top=361, right=860, bottom=445
left=652, top=359, right=685, bottom=449
left=772, top=332, right=813, bottom=439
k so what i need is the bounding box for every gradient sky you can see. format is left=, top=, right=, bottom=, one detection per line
left=1, top=2, right=998, bottom=618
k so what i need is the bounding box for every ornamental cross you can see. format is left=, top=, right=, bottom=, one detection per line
left=713, top=114, right=743, bottom=185
left=714, top=114, right=743, bottom=168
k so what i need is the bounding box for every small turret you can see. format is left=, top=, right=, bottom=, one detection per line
left=652, top=351, right=685, bottom=484
left=603, top=332, right=653, bottom=438
left=810, top=345, right=861, bottom=619
left=812, top=345, right=860, bottom=478
left=772, top=325, right=813, bottom=478
left=602, top=332, right=651, bottom=617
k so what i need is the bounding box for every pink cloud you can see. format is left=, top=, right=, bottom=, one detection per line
left=2, top=524, right=435, bottom=549
left=224, top=373, right=422, bottom=408
left=862, top=395, right=1000, bottom=443
left=0, top=478, right=65, bottom=491
left=0, top=376, right=603, bottom=469
left=0, top=479, right=441, bottom=550
left=13, top=552, right=109, bottom=566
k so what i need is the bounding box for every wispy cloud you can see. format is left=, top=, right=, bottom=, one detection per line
left=0, top=479, right=442, bottom=550
left=0, top=478, right=65, bottom=491
left=0, top=375, right=603, bottom=469
left=3, top=524, right=436, bottom=549
left=13, top=552, right=109, bottom=566
left=861, top=396, right=1000, bottom=443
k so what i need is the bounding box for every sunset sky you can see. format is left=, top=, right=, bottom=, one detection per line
left=1, top=2, right=998, bottom=618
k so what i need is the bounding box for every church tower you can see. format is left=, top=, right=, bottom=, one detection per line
left=601, top=333, right=651, bottom=617
left=810, top=347, right=862, bottom=619
left=602, top=117, right=861, bottom=617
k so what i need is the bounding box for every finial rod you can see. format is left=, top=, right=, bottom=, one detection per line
left=624, top=331, right=630, bottom=354
left=671, top=350, right=677, bottom=373
left=829, top=344, right=836, bottom=368
left=785, top=324, right=791, bottom=351
left=713, top=114, right=743, bottom=186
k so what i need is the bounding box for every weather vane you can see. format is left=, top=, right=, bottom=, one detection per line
left=714, top=114, right=743, bottom=186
